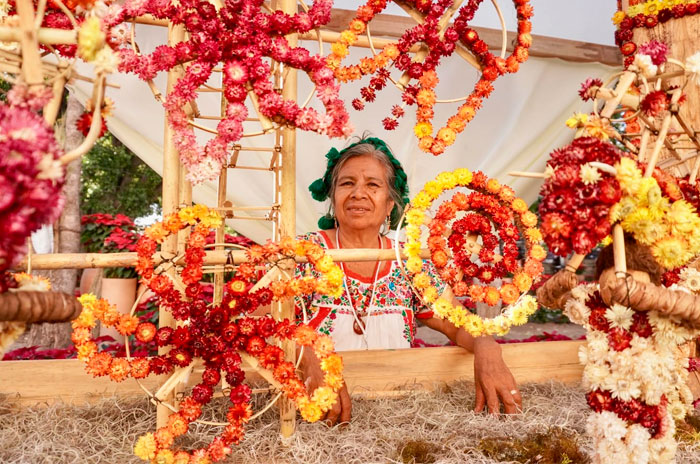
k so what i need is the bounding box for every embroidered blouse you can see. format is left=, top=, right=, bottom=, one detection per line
left=295, top=231, right=446, bottom=351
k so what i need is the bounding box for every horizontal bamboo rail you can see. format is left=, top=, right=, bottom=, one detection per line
left=0, top=341, right=585, bottom=405
left=17, top=248, right=433, bottom=270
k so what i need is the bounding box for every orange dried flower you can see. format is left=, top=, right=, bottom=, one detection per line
left=500, top=283, right=520, bottom=305
left=484, top=287, right=501, bottom=306
left=513, top=272, right=533, bottom=292
left=109, top=357, right=131, bottom=382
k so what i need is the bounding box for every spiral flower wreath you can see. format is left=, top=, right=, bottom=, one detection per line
left=403, top=169, right=545, bottom=337
left=73, top=205, right=346, bottom=462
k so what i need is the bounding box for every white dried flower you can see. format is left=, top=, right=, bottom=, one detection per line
left=580, top=163, right=602, bottom=185
left=605, top=303, right=634, bottom=330
left=634, top=53, right=658, bottom=77
left=685, top=51, right=700, bottom=86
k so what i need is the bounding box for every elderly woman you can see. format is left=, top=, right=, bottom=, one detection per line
left=296, top=136, right=521, bottom=425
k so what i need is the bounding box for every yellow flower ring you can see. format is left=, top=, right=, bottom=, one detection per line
left=400, top=168, right=545, bottom=337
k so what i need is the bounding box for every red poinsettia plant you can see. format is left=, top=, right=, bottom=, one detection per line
left=81, top=213, right=141, bottom=278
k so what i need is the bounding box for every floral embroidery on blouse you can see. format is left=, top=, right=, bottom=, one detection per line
left=295, top=231, right=446, bottom=345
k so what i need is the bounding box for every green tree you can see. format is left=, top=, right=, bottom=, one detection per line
left=81, top=134, right=162, bottom=218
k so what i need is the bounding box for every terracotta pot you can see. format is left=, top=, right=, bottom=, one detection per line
left=79, top=268, right=100, bottom=296
left=99, top=278, right=138, bottom=342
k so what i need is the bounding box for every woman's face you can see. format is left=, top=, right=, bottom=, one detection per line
left=333, top=154, right=395, bottom=234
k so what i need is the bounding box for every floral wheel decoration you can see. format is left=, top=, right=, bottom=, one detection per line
left=564, top=282, right=698, bottom=462
left=538, top=137, right=625, bottom=257
left=73, top=205, right=346, bottom=461
left=105, top=0, right=351, bottom=184
left=326, top=0, right=533, bottom=155
left=0, top=83, right=65, bottom=273
left=73, top=295, right=344, bottom=462
left=403, top=168, right=545, bottom=336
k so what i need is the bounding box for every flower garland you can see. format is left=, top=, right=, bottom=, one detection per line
left=538, top=137, right=624, bottom=257
left=326, top=0, right=533, bottom=155
left=611, top=157, right=700, bottom=269
left=566, top=283, right=697, bottom=463
left=0, top=83, right=65, bottom=273
left=105, top=0, right=351, bottom=184
left=613, top=0, right=700, bottom=67
left=74, top=294, right=344, bottom=462
left=403, top=168, right=544, bottom=336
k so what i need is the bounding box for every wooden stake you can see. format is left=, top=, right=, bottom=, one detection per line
left=600, top=71, right=636, bottom=119
left=156, top=21, right=185, bottom=430
left=276, top=0, right=297, bottom=439
left=565, top=253, right=585, bottom=273
left=16, top=0, right=44, bottom=88
left=612, top=224, right=627, bottom=275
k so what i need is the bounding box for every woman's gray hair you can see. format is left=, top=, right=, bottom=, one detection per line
left=327, top=143, right=405, bottom=221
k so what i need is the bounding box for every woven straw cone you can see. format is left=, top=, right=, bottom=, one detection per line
left=0, top=291, right=82, bottom=323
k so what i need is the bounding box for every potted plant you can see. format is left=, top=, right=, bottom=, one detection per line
left=80, top=213, right=141, bottom=341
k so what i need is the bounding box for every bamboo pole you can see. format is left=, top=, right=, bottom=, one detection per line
left=276, top=0, right=297, bottom=439
left=600, top=71, right=636, bottom=119
left=16, top=0, right=44, bottom=87
left=565, top=253, right=585, bottom=273
left=643, top=88, right=683, bottom=176
left=0, top=25, right=76, bottom=44
left=156, top=20, right=185, bottom=430
left=612, top=224, right=627, bottom=275
left=17, top=248, right=434, bottom=270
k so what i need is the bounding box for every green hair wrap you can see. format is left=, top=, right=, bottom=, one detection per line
left=309, top=137, right=409, bottom=230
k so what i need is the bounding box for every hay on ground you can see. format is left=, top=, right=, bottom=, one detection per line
left=1, top=381, right=698, bottom=464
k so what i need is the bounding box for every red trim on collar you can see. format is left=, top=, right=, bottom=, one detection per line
left=317, top=230, right=393, bottom=284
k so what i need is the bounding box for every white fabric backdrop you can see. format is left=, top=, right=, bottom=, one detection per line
left=70, top=20, right=616, bottom=243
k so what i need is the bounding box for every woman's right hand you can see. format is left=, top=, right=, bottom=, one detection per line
left=300, top=346, right=352, bottom=425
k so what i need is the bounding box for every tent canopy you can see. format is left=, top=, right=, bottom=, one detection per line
left=72, top=1, right=618, bottom=243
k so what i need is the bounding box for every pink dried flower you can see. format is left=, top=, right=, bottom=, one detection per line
left=638, top=40, right=669, bottom=66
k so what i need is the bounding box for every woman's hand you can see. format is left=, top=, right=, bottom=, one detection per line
left=422, top=315, right=521, bottom=414
left=472, top=336, right=521, bottom=414
left=299, top=346, right=352, bottom=425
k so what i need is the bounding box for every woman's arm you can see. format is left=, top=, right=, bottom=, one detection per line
left=420, top=287, right=521, bottom=414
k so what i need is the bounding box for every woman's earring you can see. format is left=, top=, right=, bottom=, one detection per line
left=380, top=215, right=391, bottom=235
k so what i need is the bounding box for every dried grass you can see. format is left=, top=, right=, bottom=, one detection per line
left=0, top=381, right=698, bottom=464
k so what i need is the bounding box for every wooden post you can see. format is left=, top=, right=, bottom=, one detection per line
left=275, top=0, right=297, bottom=439
left=156, top=21, right=185, bottom=429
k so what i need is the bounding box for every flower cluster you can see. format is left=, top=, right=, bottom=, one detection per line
left=403, top=168, right=544, bottom=337
left=564, top=112, right=618, bottom=141
left=566, top=283, right=696, bottom=462
left=136, top=206, right=343, bottom=319
left=539, top=137, right=624, bottom=257
left=74, top=294, right=344, bottom=463
left=327, top=0, right=533, bottom=155
left=611, top=157, right=700, bottom=269
left=76, top=97, right=113, bottom=138
left=106, top=0, right=351, bottom=184
left=0, top=83, right=65, bottom=273
left=613, top=1, right=700, bottom=67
